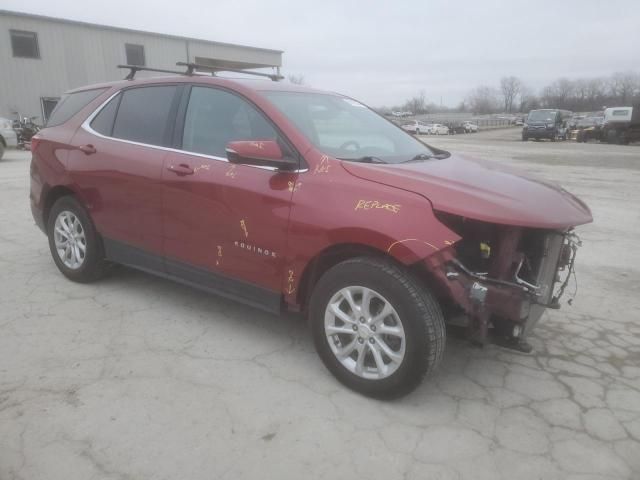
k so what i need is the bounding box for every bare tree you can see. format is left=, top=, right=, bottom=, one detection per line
left=609, top=71, right=639, bottom=104
left=517, top=84, right=538, bottom=112
left=403, top=90, right=428, bottom=114
left=287, top=74, right=305, bottom=85
left=466, top=86, right=499, bottom=114
left=500, top=76, right=521, bottom=113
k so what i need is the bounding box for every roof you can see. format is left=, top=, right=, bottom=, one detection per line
left=68, top=75, right=332, bottom=96
left=0, top=9, right=283, bottom=55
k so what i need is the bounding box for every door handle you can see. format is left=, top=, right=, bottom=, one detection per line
left=77, top=144, right=96, bottom=155
left=166, top=164, right=194, bottom=176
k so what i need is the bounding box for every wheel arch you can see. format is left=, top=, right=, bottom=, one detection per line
left=295, top=242, right=395, bottom=312
left=43, top=185, right=79, bottom=227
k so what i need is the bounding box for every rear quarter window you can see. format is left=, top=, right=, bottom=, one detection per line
left=46, top=88, right=107, bottom=127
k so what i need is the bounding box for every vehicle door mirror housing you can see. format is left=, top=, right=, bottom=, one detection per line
left=225, top=140, right=298, bottom=170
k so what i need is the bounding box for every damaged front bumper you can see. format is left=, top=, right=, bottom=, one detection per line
left=425, top=229, right=581, bottom=352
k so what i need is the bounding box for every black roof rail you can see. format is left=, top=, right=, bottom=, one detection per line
left=117, top=64, right=200, bottom=80
left=175, top=62, right=283, bottom=81
left=117, top=63, right=283, bottom=81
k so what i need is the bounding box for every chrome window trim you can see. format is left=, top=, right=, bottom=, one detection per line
left=81, top=90, right=308, bottom=174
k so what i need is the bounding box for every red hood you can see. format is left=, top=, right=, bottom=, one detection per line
left=342, top=154, right=593, bottom=229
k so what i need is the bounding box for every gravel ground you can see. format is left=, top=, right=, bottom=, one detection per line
left=1, top=130, right=639, bottom=480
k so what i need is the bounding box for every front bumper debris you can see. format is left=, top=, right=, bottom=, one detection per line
left=425, top=229, right=581, bottom=352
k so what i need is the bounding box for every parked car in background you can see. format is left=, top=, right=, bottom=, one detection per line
left=515, top=118, right=524, bottom=126
left=446, top=122, right=466, bottom=134
left=401, top=120, right=432, bottom=135
left=601, top=105, right=640, bottom=145
left=573, top=116, right=604, bottom=142
left=0, top=116, right=18, bottom=160
left=462, top=121, right=478, bottom=133
left=429, top=123, right=449, bottom=135
left=522, top=109, right=571, bottom=141
left=30, top=72, right=592, bottom=398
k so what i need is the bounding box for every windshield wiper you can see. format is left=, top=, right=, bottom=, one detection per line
left=405, top=152, right=449, bottom=162
left=340, top=156, right=387, bottom=164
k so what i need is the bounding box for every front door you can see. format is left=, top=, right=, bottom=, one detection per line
left=161, top=86, right=299, bottom=309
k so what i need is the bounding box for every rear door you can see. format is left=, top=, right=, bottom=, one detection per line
left=161, top=85, right=300, bottom=310
left=68, top=84, right=181, bottom=260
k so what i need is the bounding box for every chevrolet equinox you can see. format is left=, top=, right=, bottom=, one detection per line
left=30, top=71, right=592, bottom=398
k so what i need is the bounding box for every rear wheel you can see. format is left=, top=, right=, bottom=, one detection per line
left=0, top=142, right=5, bottom=160
left=47, top=196, right=107, bottom=282
left=310, top=257, right=445, bottom=398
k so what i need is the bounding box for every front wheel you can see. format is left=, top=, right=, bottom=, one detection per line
left=310, top=257, right=445, bottom=398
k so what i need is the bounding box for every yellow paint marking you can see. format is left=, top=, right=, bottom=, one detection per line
left=240, top=219, right=248, bottom=238
left=354, top=199, right=401, bottom=214
left=287, top=269, right=296, bottom=294
left=387, top=239, right=439, bottom=253
left=288, top=181, right=302, bottom=192
left=225, top=164, right=237, bottom=178
left=313, top=155, right=330, bottom=174
left=215, top=245, right=223, bottom=266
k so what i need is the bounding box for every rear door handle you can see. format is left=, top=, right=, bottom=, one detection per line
left=166, top=164, right=194, bottom=176
left=77, top=144, right=96, bottom=155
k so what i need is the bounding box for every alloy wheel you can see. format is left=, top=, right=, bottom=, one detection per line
left=53, top=210, right=87, bottom=269
left=324, top=286, right=406, bottom=380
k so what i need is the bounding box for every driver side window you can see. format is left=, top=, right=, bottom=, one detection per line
left=181, top=86, right=278, bottom=157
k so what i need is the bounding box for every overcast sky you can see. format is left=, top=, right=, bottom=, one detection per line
left=4, top=0, right=640, bottom=106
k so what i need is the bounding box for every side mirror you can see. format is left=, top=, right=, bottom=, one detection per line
left=225, top=140, right=298, bottom=170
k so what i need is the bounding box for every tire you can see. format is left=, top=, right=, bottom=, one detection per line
left=47, top=195, right=107, bottom=283
left=416, top=129, right=420, bottom=135
left=522, top=135, right=528, bottom=141
left=0, top=142, right=4, bottom=160
left=607, top=130, right=617, bottom=144
left=309, top=257, right=446, bottom=399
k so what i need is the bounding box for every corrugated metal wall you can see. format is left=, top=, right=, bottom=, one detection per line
left=0, top=11, right=282, bottom=123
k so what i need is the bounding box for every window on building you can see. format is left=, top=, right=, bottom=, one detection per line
left=46, top=88, right=107, bottom=127
left=112, top=86, right=177, bottom=146
left=182, top=86, right=278, bottom=157
left=125, top=43, right=146, bottom=66
left=10, top=30, right=40, bottom=59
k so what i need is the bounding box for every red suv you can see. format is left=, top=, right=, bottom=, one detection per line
left=30, top=71, right=592, bottom=398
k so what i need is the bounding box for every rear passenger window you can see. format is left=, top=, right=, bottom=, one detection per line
left=46, top=88, right=107, bottom=127
left=182, top=86, right=278, bottom=157
left=90, top=94, right=120, bottom=136
left=112, top=86, right=177, bottom=146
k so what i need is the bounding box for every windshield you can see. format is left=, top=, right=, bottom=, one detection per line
left=528, top=110, right=557, bottom=122
left=263, top=91, right=436, bottom=163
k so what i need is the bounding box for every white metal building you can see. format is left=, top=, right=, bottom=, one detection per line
left=0, top=10, right=283, bottom=123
